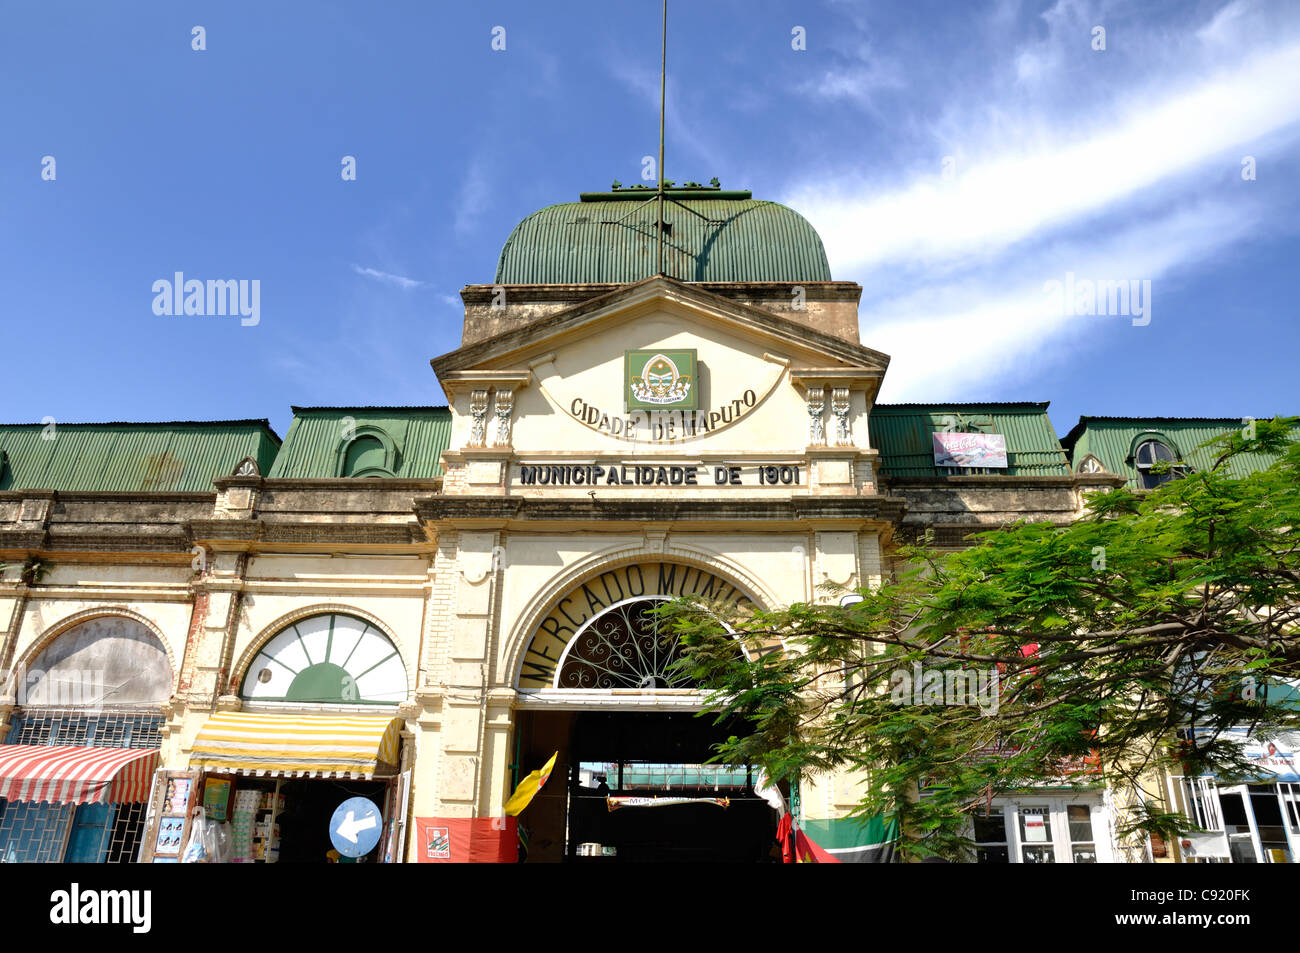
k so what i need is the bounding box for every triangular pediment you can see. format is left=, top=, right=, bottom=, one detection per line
left=431, top=276, right=889, bottom=383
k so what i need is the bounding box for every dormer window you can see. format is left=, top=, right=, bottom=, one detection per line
left=337, top=427, right=397, bottom=477
left=1133, top=438, right=1183, bottom=489
left=344, top=435, right=387, bottom=475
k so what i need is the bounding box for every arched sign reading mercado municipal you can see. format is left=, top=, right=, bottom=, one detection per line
left=518, top=561, right=753, bottom=689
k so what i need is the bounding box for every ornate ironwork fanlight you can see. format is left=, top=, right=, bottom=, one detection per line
left=556, top=597, right=696, bottom=689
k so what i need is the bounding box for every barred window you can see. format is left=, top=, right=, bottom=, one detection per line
left=6, top=708, right=163, bottom=750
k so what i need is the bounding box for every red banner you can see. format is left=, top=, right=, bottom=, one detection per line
left=415, top=817, right=518, bottom=863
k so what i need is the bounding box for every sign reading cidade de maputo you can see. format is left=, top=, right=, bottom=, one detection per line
left=559, top=346, right=767, bottom=443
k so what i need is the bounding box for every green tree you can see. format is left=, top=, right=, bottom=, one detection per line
left=664, top=417, right=1300, bottom=861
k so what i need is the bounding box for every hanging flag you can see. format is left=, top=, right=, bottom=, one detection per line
left=517, top=822, right=531, bottom=863
left=800, top=815, right=899, bottom=863
left=776, top=812, right=795, bottom=863
left=794, top=827, right=841, bottom=863
left=504, top=751, right=558, bottom=816
left=754, top=768, right=786, bottom=814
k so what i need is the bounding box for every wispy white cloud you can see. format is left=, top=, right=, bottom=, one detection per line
left=350, top=264, right=427, bottom=290
left=796, top=30, right=906, bottom=111
left=453, top=163, right=493, bottom=238
left=790, top=42, right=1300, bottom=275
left=782, top=0, right=1300, bottom=399
left=867, top=196, right=1266, bottom=400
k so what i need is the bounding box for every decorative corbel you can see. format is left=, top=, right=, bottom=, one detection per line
left=469, top=390, right=489, bottom=448
left=807, top=387, right=826, bottom=445
left=831, top=387, right=852, bottom=446
left=493, top=390, right=515, bottom=447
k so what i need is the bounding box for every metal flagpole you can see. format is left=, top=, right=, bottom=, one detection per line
left=657, top=0, right=667, bottom=277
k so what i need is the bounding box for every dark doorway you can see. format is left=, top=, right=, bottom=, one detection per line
left=514, top=709, right=778, bottom=863
left=275, top=778, right=387, bottom=863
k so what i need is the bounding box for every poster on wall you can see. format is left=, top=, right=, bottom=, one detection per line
left=203, top=777, right=233, bottom=822
left=147, top=770, right=202, bottom=863
left=1194, top=728, right=1300, bottom=783
left=1022, top=812, right=1049, bottom=843
left=932, top=432, right=1008, bottom=469
left=1241, top=731, right=1300, bottom=782
left=154, top=815, right=186, bottom=857
left=415, top=817, right=517, bottom=863
left=165, top=778, right=191, bottom=815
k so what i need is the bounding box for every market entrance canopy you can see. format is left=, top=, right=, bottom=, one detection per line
left=0, top=745, right=159, bottom=804
left=189, top=711, right=403, bottom=779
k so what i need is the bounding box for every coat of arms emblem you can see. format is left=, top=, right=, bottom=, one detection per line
left=626, top=349, right=697, bottom=410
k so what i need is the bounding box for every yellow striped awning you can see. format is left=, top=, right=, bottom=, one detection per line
left=189, top=712, right=403, bottom=779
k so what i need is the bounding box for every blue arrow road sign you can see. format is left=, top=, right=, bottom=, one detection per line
left=330, top=796, right=383, bottom=858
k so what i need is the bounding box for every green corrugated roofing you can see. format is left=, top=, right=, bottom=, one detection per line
left=870, top=403, right=1071, bottom=477
left=495, top=188, right=832, bottom=284
left=0, top=420, right=280, bottom=492
left=1062, top=417, right=1291, bottom=487
left=267, top=407, right=451, bottom=479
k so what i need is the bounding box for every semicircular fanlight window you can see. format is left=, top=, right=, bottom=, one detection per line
left=241, top=614, right=407, bottom=705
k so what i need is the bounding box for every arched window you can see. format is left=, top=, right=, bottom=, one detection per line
left=1132, top=438, right=1184, bottom=489
left=344, top=436, right=387, bottom=476
left=23, top=617, right=171, bottom=710
left=337, top=427, right=397, bottom=477
left=8, top=616, right=171, bottom=748
left=241, top=613, right=407, bottom=705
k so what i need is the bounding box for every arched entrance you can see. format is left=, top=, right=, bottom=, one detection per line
left=511, top=560, right=778, bottom=863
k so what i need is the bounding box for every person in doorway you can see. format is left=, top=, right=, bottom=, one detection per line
left=274, top=800, right=309, bottom=863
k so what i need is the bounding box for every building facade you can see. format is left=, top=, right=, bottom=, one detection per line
left=0, top=184, right=1292, bottom=863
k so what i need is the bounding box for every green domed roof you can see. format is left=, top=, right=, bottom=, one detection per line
left=494, top=186, right=832, bottom=284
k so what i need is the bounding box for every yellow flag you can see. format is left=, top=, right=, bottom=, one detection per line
left=504, top=752, right=558, bottom=817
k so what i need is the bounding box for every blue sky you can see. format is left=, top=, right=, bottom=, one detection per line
left=2, top=0, right=1297, bottom=439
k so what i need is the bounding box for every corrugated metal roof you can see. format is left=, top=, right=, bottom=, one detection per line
left=289, top=405, right=449, bottom=413
left=0, top=421, right=280, bottom=492
left=870, top=403, right=1070, bottom=477
left=1063, top=417, right=1288, bottom=486
left=495, top=193, right=832, bottom=284
left=267, top=407, right=451, bottom=479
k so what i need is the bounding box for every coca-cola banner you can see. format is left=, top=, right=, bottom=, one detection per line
left=932, top=431, right=1008, bottom=468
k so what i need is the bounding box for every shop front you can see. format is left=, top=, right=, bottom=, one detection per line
left=0, top=614, right=173, bottom=863
left=140, top=711, right=410, bottom=864
left=970, top=791, right=1116, bottom=863
left=1168, top=730, right=1300, bottom=863
left=0, top=739, right=160, bottom=863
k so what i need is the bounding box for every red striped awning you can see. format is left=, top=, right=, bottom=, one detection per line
left=0, top=745, right=160, bottom=805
